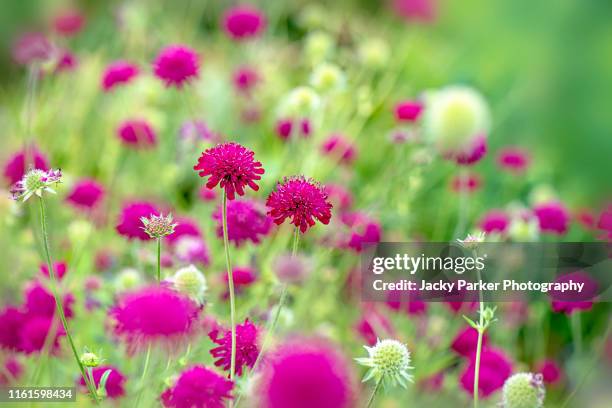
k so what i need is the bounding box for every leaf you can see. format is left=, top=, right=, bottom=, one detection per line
left=462, top=315, right=478, bottom=329
left=97, top=369, right=113, bottom=397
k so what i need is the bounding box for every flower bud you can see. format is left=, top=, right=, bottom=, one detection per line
left=356, top=339, right=414, bottom=388
left=310, top=63, right=345, bottom=93
left=358, top=38, right=390, bottom=69
left=284, top=86, right=320, bottom=117
left=115, top=268, right=142, bottom=292
left=304, top=31, right=334, bottom=64
left=169, top=264, right=207, bottom=303
left=502, top=373, right=545, bottom=408
left=80, top=352, right=100, bottom=368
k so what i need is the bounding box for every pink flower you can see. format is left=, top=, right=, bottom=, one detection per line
left=340, top=212, right=382, bottom=252
left=194, top=142, right=264, bottom=200
left=451, top=326, right=488, bottom=357
left=497, top=147, right=530, bottom=173
left=460, top=348, right=512, bottom=398
left=0, top=307, right=26, bottom=351
left=3, top=148, right=49, bottom=186
left=23, top=281, right=74, bottom=319
left=117, top=119, right=157, bottom=149
left=175, top=237, right=211, bottom=266
left=323, top=184, right=353, bottom=213
left=535, top=359, right=562, bottom=384
left=19, top=316, right=65, bottom=354
left=179, top=120, right=217, bottom=143
left=394, top=100, right=423, bottom=122
left=53, top=10, right=86, bottom=37
left=55, top=49, right=78, bottom=72
left=275, top=118, right=311, bottom=141
left=222, top=5, right=266, bottom=41
left=222, top=267, right=257, bottom=297
left=213, top=199, right=272, bottom=246
left=0, top=357, right=22, bottom=385
left=258, top=339, right=355, bottom=408
left=116, top=201, right=160, bottom=241
left=161, top=365, right=233, bottom=408
left=451, top=173, right=482, bottom=193
left=267, top=176, right=333, bottom=233
left=109, top=286, right=200, bottom=353
left=534, top=201, right=570, bottom=235
left=233, top=66, right=260, bottom=94
left=101, top=61, right=139, bottom=92
left=66, top=179, right=105, bottom=209
left=153, top=45, right=200, bottom=88
left=321, top=134, right=357, bottom=165
left=12, top=32, right=53, bottom=65
left=597, top=204, right=612, bottom=242
left=450, top=134, right=488, bottom=166
left=166, top=217, right=201, bottom=245
left=478, top=210, right=510, bottom=235
left=95, top=250, right=115, bottom=272
left=273, top=254, right=311, bottom=284
left=392, top=0, right=437, bottom=23
left=78, top=366, right=126, bottom=399
left=209, top=319, right=259, bottom=376
left=39, top=261, right=68, bottom=281
left=198, top=186, right=217, bottom=202
left=355, top=307, right=394, bottom=346
left=549, top=271, right=598, bottom=314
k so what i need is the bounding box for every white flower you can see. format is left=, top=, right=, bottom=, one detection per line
left=457, top=231, right=487, bottom=249
left=355, top=339, right=414, bottom=388
left=169, top=265, right=207, bottom=303
left=11, top=168, right=62, bottom=201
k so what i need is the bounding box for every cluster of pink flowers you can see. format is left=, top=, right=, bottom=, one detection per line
left=213, top=199, right=272, bottom=246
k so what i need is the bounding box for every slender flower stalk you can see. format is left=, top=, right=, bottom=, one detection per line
left=366, top=377, right=382, bottom=408
left=156, top=238, right=161, bottom=283
left=141, top=213, right=176, bottom=283
left=221, top=190, right=238, bottom=387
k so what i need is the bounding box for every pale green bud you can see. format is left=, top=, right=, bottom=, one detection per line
left=170, top=265, right=207, bottom=303
left=304, top=31, right=334, bottom=64
left=80, top=352, right=100, bottom=368
left=358, top=38, right=391, bottom=69
left=310, top=63, right=345, bottom=93
left=502, top=373, right=545, bottom=408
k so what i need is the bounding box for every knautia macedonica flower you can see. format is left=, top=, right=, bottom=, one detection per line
left=116, top=201, right=159, bottom=241
left=457, top=231, right=486, bottom=250
left=161, top=365, right=233, bottom=408
left=502, top=373, right=545, bottom=408
left=53, top=9, right=85, bottom=37
left=78, top=365, right=126, bottom=399
left=168, top=265, right=207, bottom=304
left=460, top=348, right=512, bottom=397
left=109, top=285, right=200, bottom=353
left=213, top=198, right=272, bottom=246
left=79, top=351, right=101, bottom=368
left=141, top=213, right=177, bottom=239
left=116, top=119, right=157, bottom=149
left=194, top=142, right=264, bottom=200
left=65, top=178, right=105, bottom=210
left=3, top=148, right=48, bottom=185
left=11, top=168, right=62, bottom=201
left=266, top=176, right=333, bottom=233
left=356, top=338, right=414, bottom=388
left=209, top=319, right=259, bottom=376
left=101, top=60, right=139, bottom=92
left=153, top=45, right=200, bottom=88
left=394, top=100, right=424, bottom=123
left=222, top=5, right=267, bottom=41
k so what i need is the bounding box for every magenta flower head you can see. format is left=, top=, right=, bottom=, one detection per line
left=194, top=142, right=264, bottom=200
left=66, top=178, right=105, bottom=210
left=321, top=134, right=357, bottom=165
left=209, top=318, right=259, bottom=376
left=161, top=365, right=233, bottom=408
left=460, top=348, right=512, bottom=398
left=324, top=184, right=353, bottom=212
left=451, top=172, right=482, bottom=194
left=12, top=32, right=53, bottom=65
left=448, top=134, right=488, bottom=166
left=341, top=212, right=382, bottom=252
left=549, top=271, right=598, bottom=314
left=19, top=316, right=65, bottom=354
left=533, top=201, right=570, bottom=235
left=451, top=326, right=488, bottom=357
left=55, top=49, right=78, bottom=73
left=78, top=365, right=126, bottom=399
left=257, top=338, right=355, bottom=408
left=233, top=66, right=260, bottom=94
left=497, top=147, right=530, bottom=173
left=535, top=359, right=562, bottom=384
left=117, top=119, right=157, bottom=149
left=0, top=307, right=26, bottom=351
left=101, top=61, right=139, bottom=92
left=165, top=216, right=202, bottom=245
left=53, top=9, right=86, bottom=37
left=109, top=285, right=200, bottom=353
left=394, top=100, right=424, bottom=122
left=267, top=176, right=333, bottom=233
left=39, top=261, right=67, bottom=281
left=3, top=148, right=48, bottom=186
left=222, top=5, right=267, bottom=41
left=153, top=45, right=199, bottom=88
left=116, top=201, right=159, bottom=240
left=478, top=210, right=510, bottom=235
left=222, top=266, right=257, bottom=297
left=24, top=281, right=74, bottom=319
left=392, top=0, right=437, bottom=23
left=213, top=198, right=272, bottom=246
left=275, top=118, right=311, bottom=141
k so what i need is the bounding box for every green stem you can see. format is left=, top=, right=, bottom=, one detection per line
left=473, top=268, right=485, bottom=408
left=38, top=198, right=99, bottom=403
left=366, top=377, right=382, bottom=408
left=222, top=191, right=237, bottom=388
left=134, top=344, right=152, bottom=408
left=156, top=237, right=161, bottom=283
left=571, top=312, right=582, bottom=355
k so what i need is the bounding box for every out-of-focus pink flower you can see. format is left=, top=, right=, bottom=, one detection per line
left=391, top=0, right=437, bottom=23
left=451, top=173, right=482, bottom=193
left=117, top=119, right=157, bottom=149
left=257, top=338, right=355, bottom=408
left=161, top=365, right=232, bottom=408
left=533, top=201, right=570, bottom=235
left=355, top=307, right=394, bottom=346
left=153, top=45, right=200, bottom=88
left=267, top=176, right=333, bottom=233
left=478, top=210, right=510, bottom=235
left=165, top=217, right=201, bottom=245
left=175, top=236, right=211, bottom=266
left=209, top=319, right=259, bottom=376
left=222, top=5, right=266, bottom=41
left=53, top=10, right=86, bottom=37
left=66, top=179, right=105, bottom=209
left=574, top=208, right=597, bottom=230
left=179, top=120, right=217, bottom=143
left=55, top=49, right=78, bottom=72
left=0, top=357, right=22, bottom=385
left=535, top=359, right=562, bottom=385
left=233, top=66, right=260, bottom=94
left=95, top=250, right=115, bottom=272
left=596, top=204, right=612, bottom=242
left=451, top=326, right=488, bottom=357
left=273, top=254, right=312, bottom=284
left=222, top=267, right=257, bottom=297
left=550, top=271, right=598, bottom=314
left=198, top=186, right=217, bottom=202
left=420, top=372, right=444, bottom=391
left=497, top=147, right=530, bottom=173
left=321, top=134, right=357, bottom=165
left=340, top=212, right=382, bottom=252
left=12, top=32, right=53, bottom=65
left=385, top=288, right=427, bottom=316
left=78, top=366, right=126, bottom=399
left=109, top=286, right=200, bottom=353
left=394, top=100, right=423, bottom=122
left=116, top=201, right=160, bottom=241
left=0, top=307, right=26, bottom=351
left=275, top=118, right=311, bottom=141
left=324, top=184, right=353, bottom=213
left=3, top=148, right=49, bottom=186
left=213, top=199, right=272, bottom=246
left=451, top=134, right=488, bottom=166
left=18, top=316, right=65, bottom=354
left=39, top=261, right=68, bottom=281
left=23, top=281, right=74, bottom=319
left=101, top=61, right=139, bottom=92
left=460, top=348, right=512, bottom=398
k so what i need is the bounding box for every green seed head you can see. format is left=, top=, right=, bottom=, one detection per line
left=80, top=352, right=100, bottom=368
left=141, top=213, right=177, bottom=239
left=171, top=265, right=207, bottom=303
left=502, top=373, right=545, bottom=408
left=24, top=169, right=46, bottom=191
